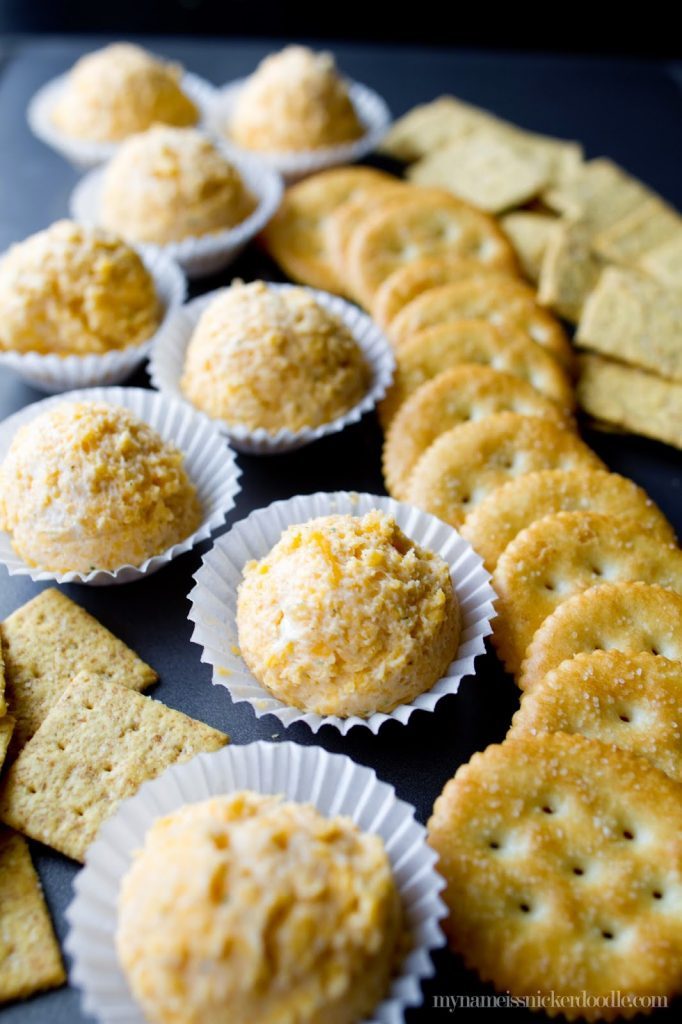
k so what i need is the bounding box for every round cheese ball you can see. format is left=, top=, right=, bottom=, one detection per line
left=237, top=510, right=461, bottom=717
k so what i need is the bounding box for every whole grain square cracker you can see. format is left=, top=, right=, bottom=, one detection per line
left=378, top=95, right=505, bottom=162
left=1, top=588, right=158, bottom=754
left=491, top=510, right=682, bottom=675
left=577, top=268, right=682, bottom=382
left=543, top=158, right=654, bottom=233
left=404, top=412, right=603, bottom=529
left=0, top=828, right=65, bottom=1003
left=519, top=581, right=682, bottom=693
left=638, top=231, right=682, bottom=289
left=377, top=320, right=574, bottom=429
left=382, top=364, right=571, bottom=500
left=427, top=731, right=682, bottom=1019
left=0, top=717, right=14, bottom=775
left=460, top=467, right=675, bottom=573
left=592, top=198, right=681, bottom=266
left=537, top=218, right=605, bottom=324
left=407, top=131, right=549, bottom=214
left=499, top=211, right=559, bottom=284
left=577, top=354, right=682, bottom=449
left=0, top=672, right=228, bottom=862
left=509, top=651, right=682, bottom=783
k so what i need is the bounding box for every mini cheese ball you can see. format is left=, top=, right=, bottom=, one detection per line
left=230, top=45, right=363, bottom=152
left=101, top=126, right=254, bottom=245
left=237, top=510, right=461, bottom=717
left=0, top=221, right=160, bottom=356
left=0, top=401, right=202, bottom=573
left=52, top=42, right=198, bottom=142
left=180, top=281, right=370, bottom=433
left=116, top=793, right=403, bottom=1024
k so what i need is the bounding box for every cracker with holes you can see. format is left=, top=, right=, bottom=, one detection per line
left=577, top=267, right=682, bottom=382
left=0, top=828, right=65, bottom=1003
left=404, top=412, right=603, bottom=530
left=370, top=253, right=516, bottom=330
left=427, top=731, right=682, bottom=1018
left=509, top=651, right=682, bottom=783
left=377, top=320, right=574, bottom=429
left=537, top=219, right=605, bottom=325
left=0, top=672, right=228, bottom=862
left=519, top=581, right=682, bottom=693
left=347, top=190, right=518, bottom=307
left=382, top=365, right=571, bottom=500
left=324, top=183, right=407, bottom=296
left=388, top=278, right=574, bottom=369
left=261, top=166, right=397, bottom=293
left=577, top=355, right=682, bottom=450
left=1, top=588, right=157, bottom=755
left=492, top=510, right=682, bottom=675
left=407, top=131, right=549, bottom=213
left=0, top=717, right=14, bottom=775
left=460, top=468, right=675, bottom=574
left=499, top=211, right=558, bottom=284
left=543, top=158, right=654, bottom=233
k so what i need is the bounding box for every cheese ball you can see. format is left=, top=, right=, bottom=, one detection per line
left=101, top=126, right=254, bottom=245
left=0, top=221, right=160, bottom=356
left=52, top=42, right=198, bottom=142
left=116, top=793, right=402, bottom=1024
left=230, top=46, right=363, bottom=152
left=237, top=510, right=461, bottom=717
left=0, top=401, right=202, bottom=572
left=180, top=281, right=370, bottom=433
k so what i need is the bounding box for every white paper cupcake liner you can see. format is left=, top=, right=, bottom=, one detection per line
left=149, top=283, right=395, bottom=454
left=0, top=386, right=241, bottom=586
left=0, top=247, right=186, bottom=393
left=188, top=491, right=497, bottom=733
left=65, top=741, right=446, bottom=1024
left=27, top=70, right=217, bottom=170
left=70, top=145, right=283, bottom=278
left=209, top=77, right=392, bottom=182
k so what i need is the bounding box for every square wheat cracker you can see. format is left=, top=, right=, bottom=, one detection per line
left=1, top=588, right=158, bottom=754
left=544, top=158, right=655, bottom=233
left=592, top=198, right=681, bottom=265
left=538, top=218, right=605, bottom=323
left=639, top=231, right=682, bottom=289
left=0, top=828, right=65, bottom=1003
left=0, top=672, right=229, bottom=862
left=499, top=211, right=558, bottom=283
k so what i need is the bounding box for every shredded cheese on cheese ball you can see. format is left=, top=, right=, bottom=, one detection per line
left=237, top=510, right=460, bottom=717
left=0, top=220, right=160, bottom=356
left=52, top=42, right=198, bottom=142
left=181, top=281, right=370, bottom=433
left=101, top=126, right=254, bottom=244
left=230, top=45, right=363, bottom=152
left=117, top=792, right=402, bottom=1024
left=0, top=401, right=202, bottom=572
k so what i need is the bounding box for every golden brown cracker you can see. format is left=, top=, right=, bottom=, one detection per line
left=382, top=364, right=571, bottom=500
left=499, top=210, right=559, bottom=284
left=404, top=412, right=603, bottom=529
left=0, top=672, right=228, bottom=862
left=577, top=354, right=682, bottom=449
left=1, top=588, right=157, bottom=754
left=0, top=828, right=65, bottom=1003
left=460, top=468, right=675, bottom=573
left=577, top=267, right=682, bottom=382
left=543, top=158, right=654, bottom=233
left=509, top=651, right=682, bottom=783
left=519, top=582, right=682, bottom=693
left=324, top=183, right=408, bottom=298
left=427, top=731, right=682, bottom=1018
left=491, top=510, right=682, bottom=675
left=261, top=166, right=398, bottom=292
left=537, top=218, right=605, bottom=324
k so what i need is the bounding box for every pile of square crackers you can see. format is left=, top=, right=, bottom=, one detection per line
left=382, top=96, right=682, bottom=448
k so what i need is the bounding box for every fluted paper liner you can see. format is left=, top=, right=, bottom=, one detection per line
left=28, top=70, right=217, bottom=170
left=70, top=146, right=283, bottom=278
left=0, top=247, right=186, bottom=393
left=149, top=284, right=395, bottom=454
left=188, top=491, right=497, bottom=732
left=65, top=741, right=446, bottom=1024
left=210, top=77, right=392, bottom=182
left=0, top=386, right=241, bottom=586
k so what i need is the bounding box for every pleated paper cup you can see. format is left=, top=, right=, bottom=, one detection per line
left=27, top=70, right=217, bottom=170
left=149, top=283, right=395, bottom=455
left=210, top=77, right=392, bottom=182
left=188, top=491, right=497, bottom=733
left=65, top=741, right=446, bottom=1024
left=0, top=386, right=241, bottom=586
left=70, top=147, right=283, bottom=278
left=0, top=247, right=186, bottom=393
